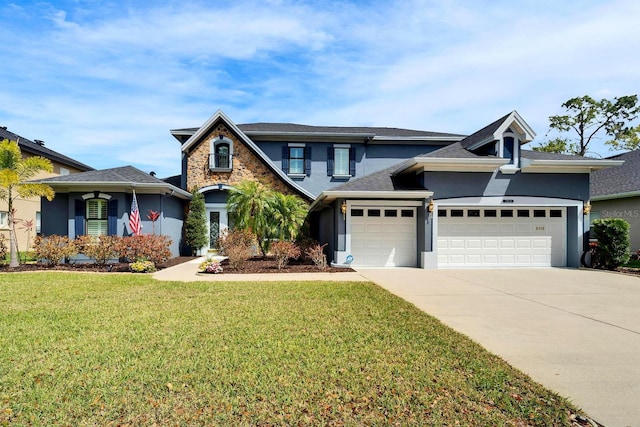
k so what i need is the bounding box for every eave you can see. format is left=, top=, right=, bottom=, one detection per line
left=394, top=157, right=510, bottom=174
left=591, top=190, right=640, bottom=201
left=41, top=181, right=192, bottom=199
left=310, top=190, right=434, bottom=211
left=520, top=159, right=624, bottom=174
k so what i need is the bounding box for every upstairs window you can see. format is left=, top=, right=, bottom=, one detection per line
left=327, top=146, right=355, bottom=177
left=209, top=136, right=233, bottom=171
left=282, top=145, right=311, bottom=176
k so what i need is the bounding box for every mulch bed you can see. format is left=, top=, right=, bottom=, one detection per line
left=0, top=256, right=353, bottom=274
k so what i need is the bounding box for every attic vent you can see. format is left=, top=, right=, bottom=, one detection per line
left=34, top=139, right=45, bottom=146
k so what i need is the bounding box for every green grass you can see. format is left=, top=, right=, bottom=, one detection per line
left=0, top=273, right=581, bottom=426
left=623, top=258, right=640, bottom=268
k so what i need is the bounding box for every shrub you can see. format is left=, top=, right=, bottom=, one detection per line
left=184, top=189, right=208, bottom=255
left=198, top=258, right=223, bottom=274
left=76, top=235, right=121, bottom=265
left=305, top=243, right=328, bottom=271
left=32, top=235, right=78, bottom=267
left=117, top=234, right=172, bottom=265
left=130, top=260, right=156, bottom=273
left=592, top=218, right=631, bottom=270
left=217, top=228, right=256, bottom=269
left=271, top=241, right=301, bottom=270
left=0, top=234, right=7, bottom=263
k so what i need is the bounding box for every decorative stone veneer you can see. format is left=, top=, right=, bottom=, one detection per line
left=186, top=123, right=297, bottom=195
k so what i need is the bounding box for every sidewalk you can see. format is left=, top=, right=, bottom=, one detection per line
left=152, top=257, right=369, bottom=282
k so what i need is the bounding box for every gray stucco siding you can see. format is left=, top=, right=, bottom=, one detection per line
left=422, top=171, right=590, bottom=201
left=255, top=141, right=445, bottom=197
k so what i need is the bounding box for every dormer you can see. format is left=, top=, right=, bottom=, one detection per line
left=459, top=111, right=536, bottom=174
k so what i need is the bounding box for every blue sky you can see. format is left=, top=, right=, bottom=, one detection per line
left=1, top=0, right=639, bottom=178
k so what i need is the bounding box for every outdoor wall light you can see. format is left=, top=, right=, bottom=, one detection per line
left=341, top=201, right=347, bottom=219
left=427, top=199, right=435, bottom=213
left=583, top=201, right=591, bottom=215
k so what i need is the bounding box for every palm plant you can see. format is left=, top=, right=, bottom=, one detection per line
left=0, top=139, right=54, bottom=267
left=270, top=192, right=308, bottom=241
left=227, top=180, right=276, bottom=256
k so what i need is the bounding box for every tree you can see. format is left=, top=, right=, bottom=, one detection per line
left=184, top=188, right=208, bottom=255
left=533, top=95, right=640, bottom=156
left=227, top=180, right=275, bottom=256
left=0, top=139, right=54, bottom=267
left=270, top=192, right=308, bottom=241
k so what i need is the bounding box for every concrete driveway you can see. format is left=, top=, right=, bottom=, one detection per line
left=356, top=267, right=640, bottom=427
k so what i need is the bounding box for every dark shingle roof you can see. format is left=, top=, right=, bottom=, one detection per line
left=38, top=165, right=165, bottom=184
left=172, top=123, right=465, bottom=139
left=328, top=165, right=423, bottom=192
left=422, top=142, right=479, bottom=158
left=591, top=150, right=640, bottom=198
left=0, top=127, right=94, bottom=171
left=459, top=113, right=511, bottom=149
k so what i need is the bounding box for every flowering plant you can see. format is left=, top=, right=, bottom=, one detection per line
left=198, top=258, right=223, bottom=274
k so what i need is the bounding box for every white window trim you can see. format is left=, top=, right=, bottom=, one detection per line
left=288, top=145, right=306, bottom=175
left=333, top=145, right=351, bottom=177
left=209, top=136, right=234, bottom=170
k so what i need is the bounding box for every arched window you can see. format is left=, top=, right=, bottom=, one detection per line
left=210, top=137, right=233, bottom=170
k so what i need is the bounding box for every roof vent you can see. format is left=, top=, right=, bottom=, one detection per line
left=0, top=126, right=7, bottom=130
left=34, top=139, right=45, bottom=146
left=149, top=171, right=156, bottom=177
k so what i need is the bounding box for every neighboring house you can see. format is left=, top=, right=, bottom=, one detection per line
left=37, top=110, right=621, bottom=268
left=0, top=126, right=94, bottom=253
left=590, top=149, right=640, bottom=252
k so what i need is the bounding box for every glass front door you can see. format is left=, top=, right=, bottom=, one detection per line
left=209, top=211, right=220, bottom=249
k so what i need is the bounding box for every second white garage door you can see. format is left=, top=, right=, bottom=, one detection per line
left=437, top=207, right=566, bottom=268
left=350, top=207, right=417, bottom=267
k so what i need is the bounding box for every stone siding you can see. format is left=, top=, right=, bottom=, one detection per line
left=186, top=123, right=297, bottom=195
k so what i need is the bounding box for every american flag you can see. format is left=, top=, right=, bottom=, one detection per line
left=129, top=190, right=142, bottom=236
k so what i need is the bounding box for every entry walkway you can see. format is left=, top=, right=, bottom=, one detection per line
left=356, top=267, right=640, bottom=427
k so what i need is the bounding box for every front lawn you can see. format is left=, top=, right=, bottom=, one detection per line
left=0, top=273, right=582, bottom=425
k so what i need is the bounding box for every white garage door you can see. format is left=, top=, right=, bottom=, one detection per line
left=350, top=207, right=417, bottom=267
left=437, top=207, right=566, bottom=268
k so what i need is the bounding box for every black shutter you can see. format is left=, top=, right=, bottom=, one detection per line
left=349, top=147, right=356, bottom=177
left=327, top=147, right=334, bottom=176
left=281, top=146, right=289, bottom=174
left=304, top=146, right=312, bottom=176
left=108, top=199, right=118, bottom=236
left=74, top=199, right=84, bottom=236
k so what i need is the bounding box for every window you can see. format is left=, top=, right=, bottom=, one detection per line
left=367, top=209, right=381, bottom=217
left=0, top=211, right=7, bottom=228
left=451, top=209, right=464, bottom=217
left=283, top=145, right=311, bottom=176
left=438, top=209, right=447, bottom=217
left=501, top=209, right=513, bottom=217
left=86, top=199, right=109, bottom=237
left=517, top=209, right=530, bottom=217
left=327, top=146, right=355, bottom=177
left=36, top=212, right=41, bottom=234
left=534, top=210, right=546, bottom=218
left=550, top=209, right=563, bottom=218
left=289, top=147, right=305, bottom=174
left=468, top=209, right=481, bottom=217
left=484, top=209, right=497, bottom=217
left=384, top=209, right=397, bottom=217
left=209, top=137, right=233, bottom=170
left=351, top=209, right=364, bottom=217
left=59, top=167, right=70, bottom=176
left=401, top=209, right=414, bottom=218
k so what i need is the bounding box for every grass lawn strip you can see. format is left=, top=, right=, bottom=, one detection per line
left=0, top=273, right=582, bottom=426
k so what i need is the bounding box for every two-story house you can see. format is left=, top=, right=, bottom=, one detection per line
left=38, top=110, right=621, bottom=268
left=1, top=126, right=94, bottom=253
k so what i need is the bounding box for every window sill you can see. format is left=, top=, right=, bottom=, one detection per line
left=287, top=173, right=306, bottom=179
left=209, top=167, right=232, bottom=173
left=332, top=174, right=352, bottom=180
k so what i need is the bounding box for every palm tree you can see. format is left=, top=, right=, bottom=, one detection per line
left=227, top=180, right=275, bottom=256
left=270, top=192, right=308, bottom=241
left=0, top=139, right=54, bottom=267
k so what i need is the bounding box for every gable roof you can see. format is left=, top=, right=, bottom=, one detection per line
left=0, top=126, right=94, bottom=171
left=179, top=110, right=315, bottom=200
left=459, top=110, right=535, bottom=150
left=36, top=165, right=191, bottom=199
left=591, top=149, right=640, bottom=199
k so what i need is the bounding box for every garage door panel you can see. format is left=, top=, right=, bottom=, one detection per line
left=350, top=207, right=416, bottom=267
left=438, top=207, right=566, bottom=268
